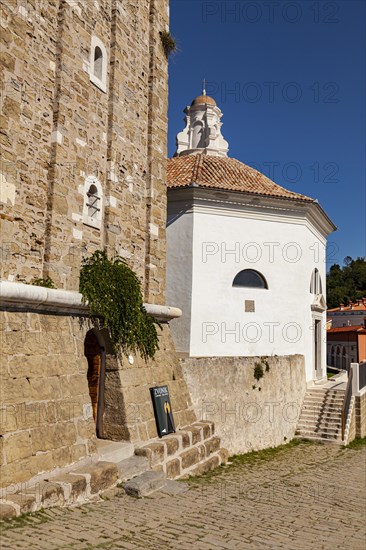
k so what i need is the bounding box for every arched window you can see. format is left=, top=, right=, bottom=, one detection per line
left=87, top=184, right=100, bottom=219
left=330, top=345, right=335, bottom=367
left=83, top=176, right=103, bottom=229
left=94, top=46, right=103, bottom=81
left=232, top=269, right=268, bottom=289
left=191, top=121, right=204, bottom=149
left=89, top=37, right=107, bottom=92
left=310, top=268, right=322, bottom=294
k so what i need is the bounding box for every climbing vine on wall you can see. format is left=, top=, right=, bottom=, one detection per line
left=79, top=251, right=160, bottom=360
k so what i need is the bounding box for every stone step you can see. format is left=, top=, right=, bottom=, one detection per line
left=96, top=439, right=134, bottom=463
left=296, top=424, right=341, bottom=434
left=298, top=411, right=342, bottom=421
left=134, top=422, right=225, bottom=480
left=294, top=435, right=344, bottom=445
left=297, top=421, right=341, bottom=431
left=306, top=393, right=345, bottom=399
left=134, top=421, right=215, bottom=468
left=298, top=417, right=342, bottom=428
left=300, top=411, right=343, bottom=420
left=303, top=396, right=344, bottom=405
left=123, top=471, right=167, bottom=498
left=307, top=388, right=345, bottom=395
left=301, top=404, right=343, bottom=414
left=0, top=460, right=120, bottom=518
left=296, top=429, right=341, bottom=440
left=116, top=455, right=150, bottom=483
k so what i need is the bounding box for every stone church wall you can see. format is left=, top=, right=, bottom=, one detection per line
left=1, top=0, right=168, bottom=303
left=0, top=310, right=96, bottom=490
left=181, top=355, right=306, bottom=455
left=0, top=0, right=186, bottom=491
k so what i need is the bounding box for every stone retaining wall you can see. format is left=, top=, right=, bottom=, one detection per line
left=0, top=308, right=196, bottom=492
left=355, top=391, right=366, bottom=438
left=181, top=354, right=306, bottom=455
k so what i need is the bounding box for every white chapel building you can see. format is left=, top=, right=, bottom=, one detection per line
left=166, top=91, right=336, bottom=383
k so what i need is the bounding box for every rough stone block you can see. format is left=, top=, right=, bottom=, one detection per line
left=25, top=480, right=64, bottom=507
left=51, top=474, right=87, bottom=500
left=181, top=447, right=200, bottom=470
left=196, top=422, right=211, bottom=440
left=166, top=458, right=181, bottom=479
left=185, top=455, right=220, bottom=478
left=218, top=447, right=229, bottom=464
left=116, top=455, right=149, bottom=482
left=4, top=430, right=32, bottom=463
left=30, top=422, right=77, bottom=453
left=0, top=503, right=17, bottom=519
left=4, top=492, right=36, bottom=514
left=76, top=461, right=118, bottom=494
left=123, top=470, right=166, bottom=497
left=186, top=425, right=202, bottom=445
left=159, top=480, right=189, bottom=495
left=176, top=430, right=190, bottom=448
left=135, top=442, right=165, bottom=466
left=204, top=436, right=221, bottom=457
left=165, top=436, right=179, bottom=456
left=197, top=444, right=206, bottom=461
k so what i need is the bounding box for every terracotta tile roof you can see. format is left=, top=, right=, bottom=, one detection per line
left=328, top=300, right=366, bottom=313
left=167, top=154, right=314, bottom=202
left=327, top=325, right=366, bottom=333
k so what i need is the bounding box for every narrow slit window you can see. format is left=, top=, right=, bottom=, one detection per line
left=87, top=184, right=100, bottom=219
left=94, top=46, right=103, bottom=81
left=310, top=268, right=322, bottom=294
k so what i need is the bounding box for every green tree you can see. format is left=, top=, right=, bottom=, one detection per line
left=327, top=256, right=366, bottom=308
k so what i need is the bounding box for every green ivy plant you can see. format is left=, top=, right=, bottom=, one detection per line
left=253, top=357, right=271, bottom=387
left=79, top=251, right=160, bottom=360
left=31, top=277, right=55, bottom=289
left=254, top=362, right=264, bottom=382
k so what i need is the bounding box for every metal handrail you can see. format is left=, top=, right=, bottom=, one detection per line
left=341, top=369, right=353, bottom=441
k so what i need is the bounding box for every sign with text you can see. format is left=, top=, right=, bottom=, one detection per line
left=150, top=385, right=176, bottom=438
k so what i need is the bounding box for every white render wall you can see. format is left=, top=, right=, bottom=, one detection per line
left=167, top=197, right=328, bottom=382
left=166, top=209, right=194, bottom=353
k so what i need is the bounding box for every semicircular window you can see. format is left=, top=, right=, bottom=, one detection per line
left=232, top=269, right=268, bottom=289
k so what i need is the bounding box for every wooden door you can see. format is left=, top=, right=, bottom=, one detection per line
left=84, top=331, right=101, bottom=424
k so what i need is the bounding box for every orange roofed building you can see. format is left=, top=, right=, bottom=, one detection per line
left=327, top=323, right=366, bottom=370
left=327, top=299, right=366, bottom=328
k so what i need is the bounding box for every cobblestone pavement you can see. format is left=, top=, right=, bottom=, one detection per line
left=1, top=442, right=365, bottom=549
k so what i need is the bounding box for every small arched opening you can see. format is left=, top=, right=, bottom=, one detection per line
left=84, top=329, right=105, bottom=437
left=342, top=346, right=347, bottom=372
left=232, top=269, right=268, bottom=289
left=336, top=346, right=341, bottom=370
left=94, top=46, right=103, bottom=81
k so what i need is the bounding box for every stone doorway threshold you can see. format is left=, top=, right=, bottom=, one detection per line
left=96, top=439, right=134, bottom=463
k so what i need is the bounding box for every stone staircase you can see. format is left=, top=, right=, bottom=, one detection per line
left=1, top=421, right=227, bottom=518
left=133, top=420, right=227, bottom=480
left=295, top=387, right=345, bottom=443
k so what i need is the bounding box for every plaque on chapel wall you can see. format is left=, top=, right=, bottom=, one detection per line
left=150, top=385, right=176, bottom=438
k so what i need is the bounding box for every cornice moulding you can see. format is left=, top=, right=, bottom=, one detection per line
left=167, top=187, right=336, bottom=242
left=0, top=282, right=182, bottom=321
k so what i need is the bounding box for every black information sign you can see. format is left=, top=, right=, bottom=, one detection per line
left=150, top=385, right=176, bottom=438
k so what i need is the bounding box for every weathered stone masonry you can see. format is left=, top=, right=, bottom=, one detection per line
left=1, top=0, right=168, bottom=301
left=0, top=0, right=199, bottom=492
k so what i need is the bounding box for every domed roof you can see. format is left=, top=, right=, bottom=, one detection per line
left=167, top=154, right=313, bottom=202
left=191, top=95, right=217, bottom=107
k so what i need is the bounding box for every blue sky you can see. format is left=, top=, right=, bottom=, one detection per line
left=167, top=0, right=365, bottom=268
